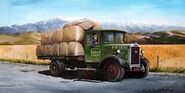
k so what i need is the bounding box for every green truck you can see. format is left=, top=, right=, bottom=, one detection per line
left=38, top=30, right=149, bottom=82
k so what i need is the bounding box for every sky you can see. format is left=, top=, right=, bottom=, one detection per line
left=0, top=0, right=185, bottom=26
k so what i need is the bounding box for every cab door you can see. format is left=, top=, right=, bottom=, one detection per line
left=84, top=32, right=101, bottom=63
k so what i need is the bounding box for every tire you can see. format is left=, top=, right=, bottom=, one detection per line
left=103, top=59, right=125, bottom=82
left=50, top=60, right=65, bottom=77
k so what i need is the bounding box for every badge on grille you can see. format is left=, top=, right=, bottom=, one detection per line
left=135, top=50, right=138, bottom=53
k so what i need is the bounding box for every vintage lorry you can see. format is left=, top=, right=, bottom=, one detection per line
left=37, top=30, right=149, bottom=82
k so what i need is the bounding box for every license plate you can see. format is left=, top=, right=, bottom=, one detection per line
left=132, top=67, right=141, bottom=72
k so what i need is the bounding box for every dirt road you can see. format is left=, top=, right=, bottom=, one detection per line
left=0, top=62, right=185, bottom=93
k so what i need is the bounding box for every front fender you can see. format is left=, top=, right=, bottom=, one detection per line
left=97, top=55, right=129, bottom=70
left=140, top=57, right=149, bottom=66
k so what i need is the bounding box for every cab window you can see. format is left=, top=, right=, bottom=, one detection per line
left=104, top=33, right=114, bottom=43
left=115, top=33, right=124, bottom=44
left=86, top=33, right=99, bottom=47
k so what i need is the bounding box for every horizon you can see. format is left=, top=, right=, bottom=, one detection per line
left=1, top=0, right=185, bottom=26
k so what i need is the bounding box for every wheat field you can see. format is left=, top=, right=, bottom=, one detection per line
left=0, top=45, right=184, bottom=68
left=142, top=45, right=185, bottom=68
left=0, top=45, right=47, bottom=63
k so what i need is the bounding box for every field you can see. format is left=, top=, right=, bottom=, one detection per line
left=0, top=45, right=48, bottom=64
left=0, top=32, right=41, bottom=45
left=142, top=45, right=185, bottom=68
left=0, top=45, right=185, bottom=69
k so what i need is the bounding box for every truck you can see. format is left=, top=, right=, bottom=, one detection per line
left=37, top=30, right=149, bottom=82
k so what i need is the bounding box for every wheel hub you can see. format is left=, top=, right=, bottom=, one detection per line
left=107, top=64, right=118, bottom=79
left=51, top=63, right=57, bottom=72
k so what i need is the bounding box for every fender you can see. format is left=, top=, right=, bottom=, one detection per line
left=97, top=55, right=129, bottom=70
left=140, top=57, right=149, bottom=66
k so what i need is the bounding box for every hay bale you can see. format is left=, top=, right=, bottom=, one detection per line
left=43, top=45, right=52, bottom=56
left=68, top=42, right=84, bottom=56
left=63, top=19, right=101, bottom=31
left=63, top=26, right=84, bottom=42
left=59, top=42, right=68, bottom=56
left=50, top=29, right=63, bottom=44
left=51, top=44, right=60, bottom=56
left=63, top=20, right=84, bottom=28
left=92, top=21, right=102, bottom=30
left=36, top=45, right=44, bottom=56
left=78, top=20, right=94, bottom=30
left=41, top=31, right=53, bottom=45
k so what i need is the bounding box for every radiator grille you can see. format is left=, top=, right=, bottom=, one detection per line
left=131, top=47, right=140, bottom=64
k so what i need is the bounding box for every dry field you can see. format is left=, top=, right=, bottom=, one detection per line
left=142, top=45, right=185, bottom=68
left=0, top=45, right=47, bottom=63
left=0, top=45, right=184, bottom=68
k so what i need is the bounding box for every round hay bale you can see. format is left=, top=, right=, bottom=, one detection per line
left=92, top=21, right=102, bottom=30
left=59, top=42, right=68, bottom=56
left=63, top=19, right=95, bottom=31
left=43, top=45, right=52, bottom=56
left=51, top=44, right=60, bottom=56
left=50, top=29, right=63, bottom=44
left=63, top=26, right=84, bottom=42
left=36, top=45, right=44, bottom=56
left=68, top=42, right=84, bottom=56
left=41, top=31, right=53, bottom=45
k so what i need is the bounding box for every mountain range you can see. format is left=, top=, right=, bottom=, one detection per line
left=0, top=18, right=185, bottom=34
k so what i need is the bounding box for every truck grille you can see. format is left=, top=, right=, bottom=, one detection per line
left=131, top=47, right=140, bottom=64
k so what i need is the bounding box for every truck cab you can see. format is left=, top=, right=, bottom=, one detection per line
left=49, top=30, right=149, bottom=82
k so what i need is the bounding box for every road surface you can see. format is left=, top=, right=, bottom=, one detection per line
left=0, top=61, right=185, bottom=93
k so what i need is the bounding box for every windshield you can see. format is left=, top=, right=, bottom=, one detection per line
left=103, top=32, right=124, bottom=44
left=104, top=33, right=114, bottom=43
left=115, top=33, right=124, bottom=44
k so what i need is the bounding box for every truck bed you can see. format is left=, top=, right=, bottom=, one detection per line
left=37, top=55, right=85, bottom=61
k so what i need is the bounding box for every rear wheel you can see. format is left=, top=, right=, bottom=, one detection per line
left=103, top=59, right=125, bottom=82
left=50, top=60, right=65, bottom=77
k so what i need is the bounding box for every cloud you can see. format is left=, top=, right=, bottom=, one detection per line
left=11, top=0, right=44, bottom=6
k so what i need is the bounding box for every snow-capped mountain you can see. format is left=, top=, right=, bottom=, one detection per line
left=0, top=18, right=67, bottom=34
left=0, top=18, right=185, bottom=34
left=102, top=22, right=185, bottom=32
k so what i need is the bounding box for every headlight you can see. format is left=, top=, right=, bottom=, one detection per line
left=141, top=50, right=145, bottom=55
left=117, top=50, right=121, bottom=53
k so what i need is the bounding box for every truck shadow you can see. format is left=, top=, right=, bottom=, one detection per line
left=38, top=70, right=104, bottom=82
left=38, top=70, right=140, bottom=82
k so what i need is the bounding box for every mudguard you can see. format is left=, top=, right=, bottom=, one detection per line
left=97, top=55, right=129, bottom=70
left=140, top=57, right=149, bottom=66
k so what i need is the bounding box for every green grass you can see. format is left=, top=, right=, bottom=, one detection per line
left=0, top=58, right=49, bottom=65
left=150, top=67, right=185, bottom=74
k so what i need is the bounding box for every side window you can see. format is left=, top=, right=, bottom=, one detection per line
left=86, top=34, right=91, bottom=46
left=86, top=33, right=99, bottom=47
left=104, top=33, right=114, bottom=43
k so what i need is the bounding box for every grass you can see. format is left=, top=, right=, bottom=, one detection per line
left=0, top=58, right=49, bottom=65
left=150, top=67, right=185, bottom=74
left=142, top=45, right=185, bottom=68
left=0, top=32, right=41, bottom=45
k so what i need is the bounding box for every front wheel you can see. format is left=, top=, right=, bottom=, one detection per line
left=103, top=59, right=125, bottom=82
left=134, top=58, right=149, bottom=78
left=50, top=60, right=65, bottom=77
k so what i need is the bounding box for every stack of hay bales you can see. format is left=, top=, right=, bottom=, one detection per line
left=36, top=19, right=102, bottom=57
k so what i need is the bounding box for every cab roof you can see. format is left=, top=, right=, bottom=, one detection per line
left=86, top=29, right=127, bottom=33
